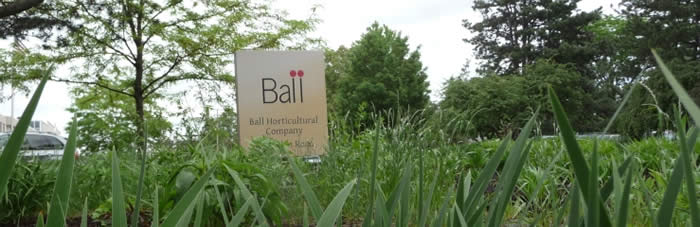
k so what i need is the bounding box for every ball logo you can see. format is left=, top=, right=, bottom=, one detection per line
left=262, top=69, right=305, bottom=104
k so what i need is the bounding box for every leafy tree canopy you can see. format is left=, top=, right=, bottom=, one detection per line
left=331, top=22, right=430, bottom=128
left=1, top=0, right=318, bottom=150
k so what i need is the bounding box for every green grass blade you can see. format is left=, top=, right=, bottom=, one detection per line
left=673, top=110, right=700, bottom=226
left=522, top=148, right=564, bottom=214
left=289, top=157, right=323, bottom=220
left=214, top=185, right=229, bottom=225
left=652, top=49, right=700, bottom=127
left=46, top=121, right=78, bottom=227
left=373, top=184, right=389, bottom=227
left=399, top=179, right=410, bottom=227
left=386, top=163, right=413, bottom=216
left=418, top=149, right=424, bottom=226
left=152, top=186, right=159, bottom=227
left=419, top=164, right=440, bottom=227
left=317, top=179, right=357, bottom=227
left=568, top=184, right=580, bottom=227
left=432, top=190, right=452, bottom=227
left=229, top=197, right=252, bottom=227
left=549, top=87, right=612, bottom=227
left=131, top=150, right=148, bottom=227
left=655, top=151, right=684, bottom=227
left=303, top=203, right=309, bottom=227
left=36, top=212, right=45, bottom=227
left=603, top=82, right=639, bottom=133
left=224, top=165, right=269, bottom=226
left=111, top=151, right=128, bottom=227
left=81, top=197, right=88, bottom=227
left=601, top=157, right=632, bottom=201
left=463, top=134, right=512, bottom=217
left=616, top=162, right=634, bottom=227
left=193, top=194, right=204, bottom=227
left=0, top=74, right=49, bottom=198
left=487, top=112, right=538, bottom=227
left=161, top=169, right=214, bottom=227
left=454, top=205, right=468, bottom=227
left=363, top=130, right=381, bottom=227
left=587, top=143, right=599, bottom=227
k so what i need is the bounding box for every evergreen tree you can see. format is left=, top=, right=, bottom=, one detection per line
left=464, top=0, right=600, bottom=75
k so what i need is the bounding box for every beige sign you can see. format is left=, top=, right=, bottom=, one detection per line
left=235, top=50, right=328, bottom=156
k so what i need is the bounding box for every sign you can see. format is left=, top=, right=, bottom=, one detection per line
left=235, top=50, right=328, bottom=156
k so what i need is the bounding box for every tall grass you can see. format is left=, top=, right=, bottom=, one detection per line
left=1, top=52, right=699, bottom=226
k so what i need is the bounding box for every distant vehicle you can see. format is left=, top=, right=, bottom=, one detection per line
left=0, top=132, right=80, bottom=160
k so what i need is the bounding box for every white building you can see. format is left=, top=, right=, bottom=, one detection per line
left=0, top=114, right=61, bottom=136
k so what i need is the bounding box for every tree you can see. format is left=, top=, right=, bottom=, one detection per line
left=67, top=85, right=172, bottom=153
left=331, top=22, right=430, bottom=127
left=0, top=0, right=74, bottom=40
left=441, top=60, right=588, bottom=138
left=464, top=0, right=600, bottom=75
left=324, top=45, right=350, bottom=109
left=18, top=0, right=317, bottom=151
left=613, top=0, right=700, bottom=137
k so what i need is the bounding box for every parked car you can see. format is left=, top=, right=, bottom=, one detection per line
left=0, top=132, right=80, bottom=160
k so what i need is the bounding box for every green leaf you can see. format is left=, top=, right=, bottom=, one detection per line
left=152, top=187, right=159, bottom=227
left=655, top=151, right=684, bottom=227
left=454, top=205, right=468, bottom=227
left=616, top=162, right=634, bottom=227
left=652, top=49, right=700, bottom=127
left=46, top=120, right=78, bottom=227
left=486, top=111, right=538, bottom=227
left=586, top=143, right=599, bottom=227
left=81, top=198, right=88, bottom=227
left=0, top=74, right=49, bottom=198
left=214, top=185, right=229, bottom=225
left=673, top=108, right=700, bottom=226
left=224, top=165, right=269, bottom=226
left=229, top=197, right=253, bottom=227
left=363, top=130, right=381, bottom=227
left=36, top=212, right=45, bottom=227
left=289, top=157, right=323, bottom=220
left=432, top=190, right=452, bottom=227
left=549, top=86, right=612, bottom=227
left=568, top=185, right=581, bottom=227
left=193, top=194, right=204, bottom=227
left=317, top=179, right=357, bottom=227
left=161, top=169, right=214, bottom=227
left=386, top=163, right=413, bottom=216
left=112, top=151, right=128, bottom=227
left=463, top=133, right=512, bottom=219
left=419, top=164, right=440, bottom=227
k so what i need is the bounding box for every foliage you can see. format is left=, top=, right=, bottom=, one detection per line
left=67, top=86, right=172, bottom=153
left=464, top=0, right=601, bottom=75
left=4, top=0, right=316, bottom=153
left=441, top=60, right=590, bottom=138
left=331, top=22, right=430, bottom=129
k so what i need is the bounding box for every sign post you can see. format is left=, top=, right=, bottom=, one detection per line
left=235, top=50, right=328, bottom=156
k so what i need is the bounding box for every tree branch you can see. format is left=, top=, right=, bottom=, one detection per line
left=0, top=0, right=43, bottom=18
left=51, top=78, right=133, bottom=97
left=142, top=55, right=182, bottom=93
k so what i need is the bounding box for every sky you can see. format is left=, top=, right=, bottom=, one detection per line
left=0, top=0, right=620, bottom=135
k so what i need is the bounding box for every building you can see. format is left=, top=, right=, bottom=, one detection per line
left=0, top=115, right=17, bottom=133
left=0, top=114, right=61, bottom=136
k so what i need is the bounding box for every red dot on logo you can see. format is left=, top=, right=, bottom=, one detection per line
left=298, top=70, right=304, bottom=77
left=289, top=70, right=296, bottom=77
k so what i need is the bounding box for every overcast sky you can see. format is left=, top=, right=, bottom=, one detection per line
left=0, top=0, right=620, bottom=135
